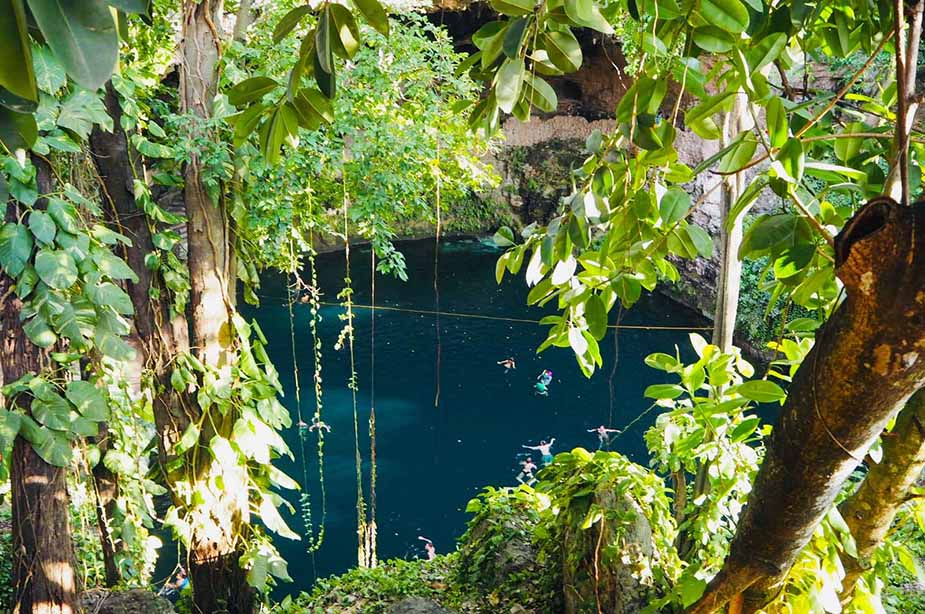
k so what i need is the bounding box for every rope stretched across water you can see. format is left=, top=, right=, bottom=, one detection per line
left=314, top=301, right=711, bottom=331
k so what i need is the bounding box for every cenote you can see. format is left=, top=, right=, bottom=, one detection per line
left=235, top=237, right=709, bottom=593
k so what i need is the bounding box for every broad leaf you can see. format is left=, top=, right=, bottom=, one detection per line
left=34, top=249, right=78, bottom=289
left=0, top=0, right=37, bottom=102
left=0, top=222, right=33, bottom=276
left=27, top=0, right=119, bottom=91
left=353, top=0, right=389, bottom=36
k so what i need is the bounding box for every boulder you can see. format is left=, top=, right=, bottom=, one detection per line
left=561, top=488, right=656, bottom=614
left=80, top=588, right=175, bottom=614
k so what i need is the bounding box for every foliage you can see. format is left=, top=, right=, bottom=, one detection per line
left=278, top=556, right=456, bottom=613
left=0, top=505, right=11, bottom=611
left=227, top=8, right=498, bottom=279
left=643, top=334, right=767, bottom=576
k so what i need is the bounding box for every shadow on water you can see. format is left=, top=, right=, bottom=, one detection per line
left=229, top=237, right=709, bottom=594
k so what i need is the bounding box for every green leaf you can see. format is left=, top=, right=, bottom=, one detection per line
left=65, top=380, right=108, bottom=421
left=493, top=226, right=516, bottom=247
left=47, top=198, right=80, bottom=233
left=776, top=138, right=804, bottom=184
left=686, top=224, right=714, bottom=258
left=489, top=0, right=536, bottom=16
left=27, top=0, right=119, bottom=91
left=495, top=57, right=525, bottom=114
left=473, top=21, right=508, bottom=68
left=718, top=133, right=758, bottom=174
left=353, top=0, right=389, bottom=36
left=23, top=313, right=56, bottom=347
left=329, top=3, right=360, bottom=59
left=659, top=187, right=691, bottom=225
left=585, top=294, right=607, bottom=340
left=0, top=106, right=37, bottom=151
left=0, top=222, right=33, bottom=276
left=747, top=33, right=786, bottom=73
left=773, top=244, right=814, bottom=279
left=272, top=5, right=312, bottom=43
left=700, top=0, right=749, bottom=34
left=56, top=89, right=112, bottom=138
left=103, top=449, right=134, bottom=474
left=315, top=7, right=335, bottom=75
left=107, top=0, right=148, bottom=13
left=731, top=416, right=761, bottom=442
left=766, top=96, right=788, bottom=148
left=175, top=422, right=199, bottom=454
left=313, top=45, right=336, bottom=98
left=542, top=30, right=582, bottom=73
left=692, top=26, right=735, bottom=52
left=644, top=383, right=685, bottom=399
left=737, top=380, right=786, bottom=403
left=228, top=77, right=279, bottom=107
left=678, top=574, right=707, bottom=608
left=833, top=122, right=866, bottom=163
left=0, top=0, right=36, bottom=102
left=502, top=17, right=528, bottom=58
left=34, top=429, right=72, bottom=467
left=28, top=210, right=56, bottom=244
left=0, top=408, right=22, bottom=454
left=35, top=249, right=78, bottom=289
left=92, top=248, right=139, bottom=282
left=31, top=390, right=71, bottom=431
left=259, top=495, right=301, bottom=540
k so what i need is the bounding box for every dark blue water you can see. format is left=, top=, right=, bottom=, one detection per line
left=240, top=237, right=708, bottom=592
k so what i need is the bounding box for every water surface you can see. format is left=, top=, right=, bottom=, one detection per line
left=240, top=238, right=708, bottom=592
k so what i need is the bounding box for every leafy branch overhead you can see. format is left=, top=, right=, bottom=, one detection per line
left=228, top=0, right=391, bottom=163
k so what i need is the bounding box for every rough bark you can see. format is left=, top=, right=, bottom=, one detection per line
left=232, top=0, right=254, bottom=42
left=180, top=2, right=254, bottom=612
left=689, top=197, right=925, bottom=614
left=90, top=81, right=191, bottom=461
left=90, top=422, right=122, bottom=587
left=838, top=387, right=925, bottom=597
left=3, top=156, right=79, bottom=614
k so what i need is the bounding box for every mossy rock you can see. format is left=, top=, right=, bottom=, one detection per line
left=80, top=588, right=176, bottom=614
left=560, top=487, right=654, bottom=614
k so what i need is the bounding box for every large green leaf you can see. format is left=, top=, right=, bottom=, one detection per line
left=27, top=0, right=119, bottom=91
left=0, top=0, right=36, bottom=102
left=659, top=186, right=691, bottom=225
left=0, top=222, right=33, bottom=276
left=92, top=248, right=138, bottom=282
left=692, top=26, right=735, bottom=52
left=22, top=313, right=56, bottom=347
left=542, top=30, right=582, bottom=73
left=0, top=408, right=21, bottom=454
left=107, top=0, right=149, bottom=13
left=700, top=0, right=749, bottom=33
left=502, top=17, right=528, bottom=58
left=473, top=21, right=508, bottom=68
left=765, top=96, right=788, bottom=148
left=717, top=133, right=758, bottom=174
left=315, top=7, right=335, bottom=75
left=32, top=45, right=66, bottom=95
left=329, top=3, right=360, bottom=59
left=736, top=380, right=786, bottom=403
left=34, top=429, right=73, bottom=466
left=525, top=74, right=557, bottom=113
left=88, top=281, right=133, bottom=314
left=0, top=106, right=37, bottom=151
left=227, top=77, right=278, bottom=107
left=353, top=0, right=389, bottom=36
left=57, top=90, right=113, bottom=139
left=65, top=380, right=108, bottom=421
left=272, top=5, right=312, bottom=43
left=34, top=249, right=78, bottom=289
left=495, top=57, right=525, bottom=114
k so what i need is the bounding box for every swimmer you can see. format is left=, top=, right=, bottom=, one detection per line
left=523, top=439, right=556, bottom=465
left=516, top=457, right=538, bottom=485
left=534, top=381, right=549, bottom=396
left=297, top=419, right=309, bottom=431
left=308, top=416, right=331, bottom=433
left=418, top=536, right=436, bottom=561
left=158, top=566, right=189, bottom=600
left=537, top=369, right=553, bottom=386
left=497, top=357, right=516, bottom=371
left=588, top=425, right=621, bottom=449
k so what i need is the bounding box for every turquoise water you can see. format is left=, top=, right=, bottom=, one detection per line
left=240, top=238, right=708, bottom=592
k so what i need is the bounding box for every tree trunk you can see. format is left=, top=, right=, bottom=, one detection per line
left=233, top=0, right=254, bottom=42
left=712, top=93, right=748, bottom=354
left=90, top=81, right=190, bottom=461
left=838, top=387, right=925, bottom=597
left=3, top=156, right=78, bottom=614
left=180, top=2, right=255, bottom=612
left=90, top=422, right=122, bottom=587
left=688, top=197, right=925, bottom=614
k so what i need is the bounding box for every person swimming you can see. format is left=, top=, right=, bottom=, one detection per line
left=516, top=457, right=538, bottom=485
left=537, top=369, right=553, bottom=385
left=497, top=357, right=516, bottom=371
left=534, top=381, right=549, bottom=396
left=308, top=416, right=331, bottom=433
left=158, top=566, right=189, bottom=601
left=523, top=439, right=556, bottom=465
left=418, top=536, right=436, bottom=561
left=588, top=425, right=621, bottom=449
